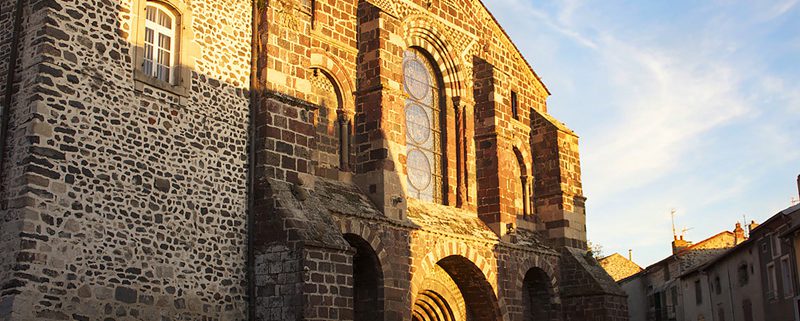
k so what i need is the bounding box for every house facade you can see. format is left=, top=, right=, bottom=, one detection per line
left=616, top=226, right=743, bottom=321
left=615, top=190, right=800, bottom=321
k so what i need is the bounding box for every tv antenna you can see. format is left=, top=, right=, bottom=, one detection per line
left=681, top=227, right=693, bottom=239
left=671, top=208, right=678, bottom=240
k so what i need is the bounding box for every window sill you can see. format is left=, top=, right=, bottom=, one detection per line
left=134, top=69, right=190, bottom=98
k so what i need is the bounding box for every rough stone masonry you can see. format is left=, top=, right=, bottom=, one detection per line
left=0, top=0, right=628, bottom=320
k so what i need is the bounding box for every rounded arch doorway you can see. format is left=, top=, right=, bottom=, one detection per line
left=343, top=233, right=383, bottom=321
left=413, top=255, right=501, bottom=321
left=522, top=267, right=559, bottom=321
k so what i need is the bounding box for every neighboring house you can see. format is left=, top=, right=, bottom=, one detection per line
left=618, top=182, right=800, bottom=321
left=601, top=253, right=644, bottom=282
left=781, top=204, right=800, bottom=320
left=673, top=203, right=800, bottom=321
left=754, top=204, right=800, bottom=321
left=616, top=224, right=744, bottom=321
left=677, top=226, right=763, bottom=321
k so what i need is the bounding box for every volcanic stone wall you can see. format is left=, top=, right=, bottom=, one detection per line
left=0, top=0, right=252, bottom=320
left=559, top=248, right=629, bottom=321
left=0, top=0, right=61, bottom=317
left=0, top=0, right=17, bottom=105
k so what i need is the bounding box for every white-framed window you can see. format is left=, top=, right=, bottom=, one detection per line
left=130, top=0, right=193, bottom=96
left=767, top=262, right=777, bottom=300
left=769, top=234, right=781, bottom=258
left=143, top=2, right=177, bottom=84
left=781, top=255, right=794, bottom=299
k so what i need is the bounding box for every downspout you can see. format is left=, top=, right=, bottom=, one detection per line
left=247, top=0, right=259, bottom=319
left=1, top=0, right=27, bottom=205
left=725, top=267, right=736, bottom=321
left=705, top=272, right=715, bottom=321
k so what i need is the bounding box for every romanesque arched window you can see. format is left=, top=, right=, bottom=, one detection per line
left=513, top=148, right=529, bottom=217
left=311, top=69, right=349, bottom=178
left=403, top=49, right=443, bottom=203
left=143, top=2, right=178, bottom=84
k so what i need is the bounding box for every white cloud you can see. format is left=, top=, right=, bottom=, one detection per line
left=757, top=0, right=799, bottom=20
left=487, top=0, right=800, bottom=266
left=756, top=76, right=800, bottom=115
left=497, top=0, right=598, bottom=49
left=573, top=30, right=751, bottom=202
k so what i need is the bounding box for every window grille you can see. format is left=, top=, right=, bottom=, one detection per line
left=143, top=3, right=177, bottom=84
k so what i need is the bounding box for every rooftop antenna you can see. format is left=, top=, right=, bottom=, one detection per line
left=671, top=208, right=678, bottom=241
left=794, top=175, right=800, bottom=205
left=742, top=214, right=749, bottom=238
left=681, top=227, right=693, bottom=239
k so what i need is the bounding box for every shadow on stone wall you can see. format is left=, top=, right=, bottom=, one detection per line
left=2, top=8, right=254, bottom=314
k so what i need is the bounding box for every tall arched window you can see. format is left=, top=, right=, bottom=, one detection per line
left=143, top=2, right=178, bottom=84
left=403, top=49, right=443, bottom=203
left=310, top=69, right=349, bottom=178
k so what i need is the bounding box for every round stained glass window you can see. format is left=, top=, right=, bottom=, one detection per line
left=407, top=149, right=432, bottom=190
left=405, top=103, right=431, bottom=144
left=403, top=58, right=430, bottom=101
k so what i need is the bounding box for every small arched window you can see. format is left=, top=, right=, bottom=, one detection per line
left=403, top=49, right=443, bottom=203
left=513, top=148, right=528, bottom=217
left=143, top=2, right=178, bottom=84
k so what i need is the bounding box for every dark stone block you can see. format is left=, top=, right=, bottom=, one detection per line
left=154, top=178, right=170, bottom=193
left=114, top=286, right=137, bottom=304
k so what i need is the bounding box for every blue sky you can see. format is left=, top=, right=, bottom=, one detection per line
left=485, top=0, right=800, bottom=266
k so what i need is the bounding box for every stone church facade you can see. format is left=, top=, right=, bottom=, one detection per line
left=0, top=0, right=626, bottom=320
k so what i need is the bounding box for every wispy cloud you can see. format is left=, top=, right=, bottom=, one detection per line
left=757, top=0, right=799, bottom=20
left=498, top=0, right=598, bottom=49
left=486, top=0, right=800, bottom=265
left=585, top=36, right=751, bottom=199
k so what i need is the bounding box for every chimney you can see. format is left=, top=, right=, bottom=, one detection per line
left=749, top=220, right=759, bottom=234
left=734, top=222, right=745, bottom=243
left=796, top=174, right=799, bottom=199
left=628, top=249, right=632, bottom=261
left=672, top=238, right=692, bottom=254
